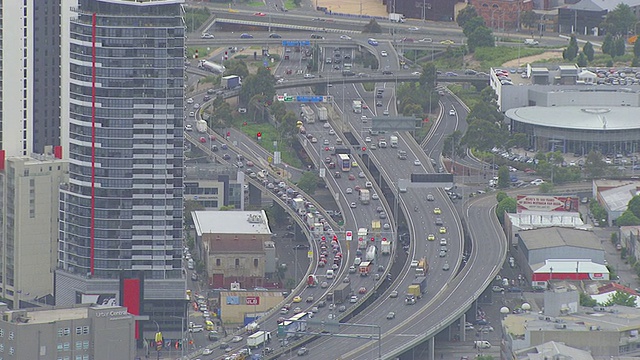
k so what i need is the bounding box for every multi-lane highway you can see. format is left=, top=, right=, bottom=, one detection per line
left=181, top=25, right=507, bottom=359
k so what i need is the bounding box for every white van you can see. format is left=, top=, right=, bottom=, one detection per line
left=187, top=259, right=194, bottom=270
left=326, top=270, right=334, bottom=279
left=524, top=38, right=539, bottom=45
left=473, top=340, right=491, bottom=349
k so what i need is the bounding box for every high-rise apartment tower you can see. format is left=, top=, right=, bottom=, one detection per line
left=57, top=0, right=187, bottom=339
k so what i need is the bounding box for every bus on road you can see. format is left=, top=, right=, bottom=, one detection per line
left=337, top=154, right=351, bottom=172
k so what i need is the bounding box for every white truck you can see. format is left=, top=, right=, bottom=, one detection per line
left=389, top=13, right=405, bottom=23
left=381, top=239, right=391, bottom=255
left=317, top=106, right=329, bottom=122
left=359, top=189, right=370, bottom=204
left=196, top=119, right=208, bottom=133
left=247, top=331, right=272, bottom=348
left=352, top=100, right=362, bottom=114
left=301, top=105, right=315, bottom=123
left=389, top=135, right=398, bottom=148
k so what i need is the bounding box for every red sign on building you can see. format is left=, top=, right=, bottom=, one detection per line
left=246, top=296, right=260, bottom=305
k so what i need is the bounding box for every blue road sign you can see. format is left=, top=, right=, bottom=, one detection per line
left=296, top=95, right=324, bottom=102
left=281, top=40, right=311, bottom=47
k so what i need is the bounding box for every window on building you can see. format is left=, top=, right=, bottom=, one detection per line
left=75, top=341, right=82, bottom=350
left=63, top=342, right=70, bottom=351
left=75, top=327, right=82, bottom=335
left=83, top=340, right=89, bottom=349
left=235, top=259, right=239, bottom=267
left=82, top=326, right=89, bottom=334
left=7, top=332, right=12, bottom=340
left=216, top=259, right=220, bottom=266
left=254, top=258, right=258, bottom=267
left=57, top=343, right=63, bottom=351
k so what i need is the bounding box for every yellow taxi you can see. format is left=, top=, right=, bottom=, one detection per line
left=292, top=296, right=302, bottom=303
left=439, top=227, right=447, bottom=234
left=433, top=207, right=442, bottom=215
left=427, top=234, right=435, bottom=241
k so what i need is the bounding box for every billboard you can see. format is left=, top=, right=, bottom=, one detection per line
left=516, top=195, right=579, bottom=213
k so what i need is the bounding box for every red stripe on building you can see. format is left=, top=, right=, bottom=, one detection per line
left=90, top=13, right=97, bottom=275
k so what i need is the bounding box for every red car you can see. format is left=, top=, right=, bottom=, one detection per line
left=358, top=287, right=367, bottom=294
left=254, top=12, right=266, bottom=16
left=362, top=104, right=368, bottom=109
left=348, top=174, right=356, bottom=180
left=199, top=137, right=206, bottom=143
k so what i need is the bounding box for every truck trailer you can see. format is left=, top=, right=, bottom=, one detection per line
left=317, top=106, right=329, bottom=122
left=247, top=331, right=272, bottom=348
left=334, top=283, right=351, bottom=304
left=359, top=189, right=370, bottom=204
left=352, top=100, right=362, bottom=113
left=222, top=75, right=242, bottom=89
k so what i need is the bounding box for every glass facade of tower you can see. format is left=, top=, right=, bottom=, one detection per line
left=57, top=0, right=186, bottom=337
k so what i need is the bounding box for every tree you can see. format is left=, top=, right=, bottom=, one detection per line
left=497, top=166, right=510, bottom=189
left=496, top=197, right=517, bottom=224
left=402, top=103, right=423, bottom=117
left=419, top=62, right=437, bottom=90
left=456, top=6, right=478, bottom=28
left=239, top=66, right=275, bottom=105
left=538, top=182, right=554, bottom=193
left=584, top=151, right=607, bottom=178
left=576, top=52, right=587, bottom=67
left=614, top=37, right=626, bottom=57
left=633, top=56, right=640, bottom=67
left=563, top=35, right=579, bottom=61
left=222, top=59, right=249, bottom=78
left=519, top=10, right=537, bottom=29
left=628, top=195, right=640, bottom=218
left=580, top=292, right=598, bottom=307
left=264, top=204, right=287, bottom=225
left=296, top=171, right=318, bottom=195
left=278, top=111, right=299, bottom=140
left=184, top=200, right=205, bottom=226
left=616, top=210, right=640, bottom=226
left=602, top=34, right=614, bottom=56
left=480, top=86, right=498, bottom=105
left=603, top=290, right=637, bottom=307
left=363, top=19, right=382, bottom=33
left=496, top=191, right=509, bottom=203
left=467, top=25, right=495, bottom=53
left=463, top=16, right=486, bottom=37
left=602, top=4, right=637, bottom=37
left=583, top=41, right=595, bottom=61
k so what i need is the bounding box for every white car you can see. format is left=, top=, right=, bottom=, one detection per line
left=346, top=187, right=353, bottom=194
left=372, top=193, right=379, bottom=200
left=184, top=124, right=193, bottom=131
left=186, top=98, right=194, bottom=104
left=414, top=159, right=421, bottom=166
left=410, top=260, right=419, bottom=267
left=408, top=27, right=420, bottom=31
left=449, top=109, right=456, bottom=116
left=530, top=178, right=545, bottom=186
left=380, top=50, right=388, bottom=57
left=193, top=103, right=201, bottom=109
left=350, top=202, right=357, bottom=208
left=189, top=111, right=195, bottom=117
left=340, top=35, right=352, bottom=40
left=203, top=348, right=213, bottom=355
left=411, top=71, right=422, bottom=76
left=439, top=238, right=447, bottom=246
left=365, top=136, right=371, bottom=142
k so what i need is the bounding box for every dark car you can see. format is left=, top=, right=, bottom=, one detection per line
left=240, top=33, right=253, bottom=39
left=269, top=33, right=282, bottom=38
left=222, top=153, right=231, bottom=160
left=508, top=287, right=523, bottom=292
left=382, top=70, right=393, bottom=75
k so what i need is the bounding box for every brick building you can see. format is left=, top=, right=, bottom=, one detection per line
left=192, top=211, right=276, bottom=289
left=470, top=0, right=534, bottom=30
